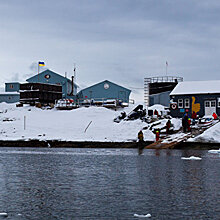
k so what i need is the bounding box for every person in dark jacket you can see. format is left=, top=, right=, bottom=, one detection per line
left=166, top=119, right=171, bottom=135
left=182, top=113, right=188, bottom=132
left=137, top=130, right=144, bottom=154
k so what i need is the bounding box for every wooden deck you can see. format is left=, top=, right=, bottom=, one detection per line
left=145, top=133, right=192, bottom=149
left=145, top=121, right=219, bottom=149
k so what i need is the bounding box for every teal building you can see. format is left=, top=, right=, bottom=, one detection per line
left=0, top=82, right=20, bottom=103
left=0, top=92, right=20, bottom=103
left=26, top=69, right=78, bottom=98
left=5, top=82, right=20, bottom=92
left=77, top=80, right=131, bottom=104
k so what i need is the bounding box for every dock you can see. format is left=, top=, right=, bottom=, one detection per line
left=145, top=120, right=219, bottom=149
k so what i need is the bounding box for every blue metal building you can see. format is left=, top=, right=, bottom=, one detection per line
left=0, top=92, right=20, bottom=103
left=0, top=82, right=20, bottom=103
left=5, top=82, right=20, bottom=92
left=170, top=80, right=220, bottom=118
left=76, top=80, right=131, bottom=104
left=26, top=69, right=78, bottom=99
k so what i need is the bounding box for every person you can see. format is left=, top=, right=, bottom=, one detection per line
left=192, top=111, right=197, bottom=120
left=154, top=109, right=158, bottom=117
left=187, top=118, right=191, bottom=132
left=212, top=112, right=218, bottom=120
left=166, top=119, right=171, bottom=135
left=138, top=130, right=144, bottom=154
left=191, top=111, right=197, bottom=124
left=155, top=130, right=160, bottom=142
left=182, top=113, right=188, bottom=132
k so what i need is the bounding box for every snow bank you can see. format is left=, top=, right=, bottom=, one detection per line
left=0, top=103, right=155, bottom=142
left=189, top=122, right=220, bottom=143
left=148, top=104, right=165, bottom=112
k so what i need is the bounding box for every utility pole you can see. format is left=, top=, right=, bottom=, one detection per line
left=73, top=63, right=76, bottom=95
left=166, top=61, right=168, bottom=76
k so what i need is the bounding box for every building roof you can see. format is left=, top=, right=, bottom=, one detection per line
left=26, top=69, right=79, bottom=87
left=0, top=92, right=19, bottom=95
left=170, top=80, right=220, bottom=95
left=79, top=80, right=131, bottom=93
left=5, top=82, right=20, bottom=84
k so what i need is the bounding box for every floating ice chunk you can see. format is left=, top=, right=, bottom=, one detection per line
left=0, top=212, right=8, bottom=217
left=181, top=156, right=202, bottom=160
left=134, top=213, right=151, bottom=218
left=208, top=149, right=220, bottom=154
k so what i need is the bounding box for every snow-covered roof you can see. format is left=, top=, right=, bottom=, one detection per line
left=170, top=80, right=220, bottom=95
left=0, top=92, right=19, bottom=95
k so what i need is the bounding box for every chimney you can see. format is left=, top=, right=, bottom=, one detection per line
left=70, top=75, right=74, bottom=96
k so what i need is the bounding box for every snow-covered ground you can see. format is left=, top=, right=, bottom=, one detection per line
left=1, top=102, right=219, bottom=143
left=0, top=102, right=156, bottom=142
left=189, top=122, right=220, bottom=143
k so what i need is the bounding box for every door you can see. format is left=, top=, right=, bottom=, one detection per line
left=118, top=91, right=126, bottom=102
left=204, top=100, right=216, bottom=116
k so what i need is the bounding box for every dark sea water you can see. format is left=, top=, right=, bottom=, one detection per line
left=0, top=147, right=219, bottom=220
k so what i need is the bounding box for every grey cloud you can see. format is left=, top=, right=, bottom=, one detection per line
left=1, top=0, right=220, bottom=102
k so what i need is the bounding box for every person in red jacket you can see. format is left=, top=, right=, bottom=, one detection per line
left=155, top=130, right=160, bottom=141
left=192, top=111, right=197, bottom=120
left=191, top=111, right=197, bottom=124
left=212, top=112, right=218, bottom=120
left=187, top=118, right=191, bottom=132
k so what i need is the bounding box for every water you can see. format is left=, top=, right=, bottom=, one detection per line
left=0, top=147, right=219, bottom=220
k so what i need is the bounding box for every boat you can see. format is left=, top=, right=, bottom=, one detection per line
left=198, top=115, right=215, bottom=127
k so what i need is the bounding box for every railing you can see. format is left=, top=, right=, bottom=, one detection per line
left=77, top=98, right=129, bottom=108
left=144, top=76, right=183, bottom=107
left=144, top=76, right=183, bottom=84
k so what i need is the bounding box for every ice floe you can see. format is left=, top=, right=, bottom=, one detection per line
left=181, top=156, right=202, bottom=160
left=134, top=213, right=151, bottom=218
left=208, top=149, right=220, bottom=154
left=0, top=212, right=8, bottom=217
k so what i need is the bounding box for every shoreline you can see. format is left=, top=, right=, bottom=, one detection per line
left=0, top=140, right=219, bottom=150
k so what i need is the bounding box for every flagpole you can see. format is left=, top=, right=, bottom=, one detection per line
left=38, top=62, right=39, bottom=82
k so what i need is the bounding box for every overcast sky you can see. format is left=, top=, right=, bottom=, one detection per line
left=1, top=0, right=220, bottom=101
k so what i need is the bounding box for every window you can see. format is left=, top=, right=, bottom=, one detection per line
left=218, top=98, right=220, bottom=107
left=185, top=99, right=190, bottom=108
left=178, top=99, right=183, bottom=108
left=205, top=101, right=210, bottom=107
left=9, top=84, right=14, bottom=89
left=211, top=100, right=216, bottom=107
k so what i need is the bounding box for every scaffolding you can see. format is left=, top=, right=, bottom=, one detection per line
left=144, top=76, right=183, bottom=107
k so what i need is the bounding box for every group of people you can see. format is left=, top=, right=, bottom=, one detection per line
left=182, top=112, right=192, bottom=132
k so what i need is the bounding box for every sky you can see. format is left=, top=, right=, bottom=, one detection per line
left=1, top=0, right=220, bottom=102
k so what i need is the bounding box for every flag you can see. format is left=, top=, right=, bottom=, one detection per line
left=166, top=61, right=168, bottom=66
left=39, top=61, right=45, bottom=66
